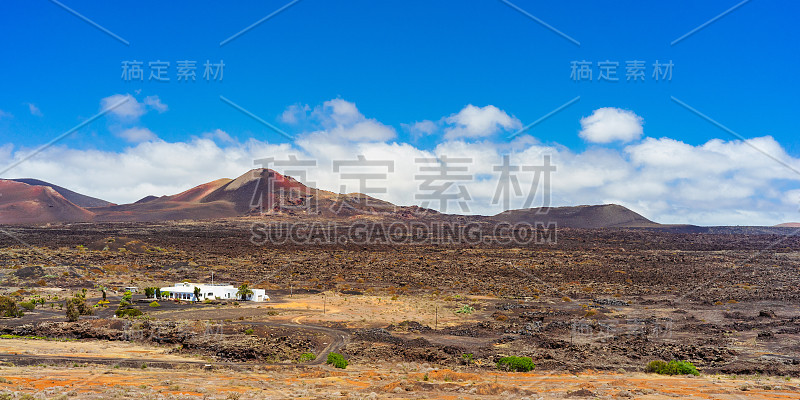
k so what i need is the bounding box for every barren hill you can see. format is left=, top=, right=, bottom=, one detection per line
left=9, top=178, right=113, bottom=208
left=492, top=204, right=661, bottom=229
left=87, top=169, right=411, bottom=222
left=0, top=180, right=94, bottom=224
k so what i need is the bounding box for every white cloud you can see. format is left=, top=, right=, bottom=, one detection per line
left=322, top=99, right=361, bottom=127
left=117, top=127, right=158, bottom=143
left=202, top=129, right=235, bottom=143
left=26, top=103, right=43, bottom=117
left=143, top=96, right=168, bottom=113
left=100, top=94, right=168, bottom=120
left=3, top=99, right=800, bottom=226
left=101, top=94, right=145, bottom=119
left=280, top=104, right=310, bottom=124
left=292, top=99, right=396, bottom=142
left=444, top=105, right=521, bottom=140
left=579, top=107, right=643, bottom=143
left=402, top=120, right=438, bottom=139
left=0, top=109, right=11, bottom=119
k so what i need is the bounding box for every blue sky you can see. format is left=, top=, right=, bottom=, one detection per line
left=1, top=0, right=799, bottom=224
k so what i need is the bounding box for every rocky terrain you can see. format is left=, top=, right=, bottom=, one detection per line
left=0, top=221, right=798, bottom=379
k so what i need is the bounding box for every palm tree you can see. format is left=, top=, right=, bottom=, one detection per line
left=193, top=286, right=201, bottom=302
left=237, top=284, right=253, bottom=301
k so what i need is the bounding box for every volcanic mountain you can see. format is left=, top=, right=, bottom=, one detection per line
left=9, top=178, right=113, bottom=208
left=492, top=204, right=661, bottom=229
left=88, top=169, right=405, bottom=222
left=0, top=180, right=94, bottom=224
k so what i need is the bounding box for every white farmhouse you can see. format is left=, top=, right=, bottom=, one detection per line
left=159, top=282, right=268, bottom=302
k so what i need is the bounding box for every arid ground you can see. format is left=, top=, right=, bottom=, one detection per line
left=0, top=220, right=799, bottom=399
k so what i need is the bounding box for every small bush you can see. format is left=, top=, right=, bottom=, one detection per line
left=497, top=356, right=535, bottom=372
left=462, top=353, right=474, bottom=365
left=65, top=300, right=79, bottom=322
left=326, top=352, right=348, bottom=369
left=115, top=308, right=143, bottom=318
left=455, top=305, right=475, bottom=314
left=244, top=328, right=254, bottom=335
left=646, top=360, right=700, bottom=376
left=0, top=296, right=23, bottom=318
left=298, top=353, right=315, bottom=362
left=149, top=301, right=160, bottom=308
left=19, top=301, right=35, bottom=311
left=71, top=294, right=93, bottom=316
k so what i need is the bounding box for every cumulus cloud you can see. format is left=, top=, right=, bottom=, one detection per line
left=402, top=120, right=438, bottom=139
left=101, top=94, right=144, bottom=119
left=26, top=103, right=43, bottom=117
left=292, top=99, right=396, bottom=142
left=100, top=94, right=168, bottom=120
left=579, top=107, right=643, bottom=143
left=143, top=96, right=168, bottom=113
left=117, top=127, right=158, bottom=143
left=2, top=99, right=799, bottom=226
left=202, top=129, right=235, bottom=143
left=444, top=105, right=521, bottom=140
left=280, top=104, right=310, bottom=124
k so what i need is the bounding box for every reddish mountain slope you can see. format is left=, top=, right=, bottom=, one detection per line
left=170, top=178, right=233, bottom=202
left=0, top=180, right=94, bottom=224
left=9, top=178, right=113, bottom=207
left=88, top=169, right=402, bottom=222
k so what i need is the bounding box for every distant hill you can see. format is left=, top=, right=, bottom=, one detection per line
left=133, top=195, right=160, bottom=204
left=10, top=178, right=113, bottom=208
left=0, top=180, right=94, bottom=224
left=775, top=222, right=800, bottom=228
left=492, top=204, right=661, bottom=229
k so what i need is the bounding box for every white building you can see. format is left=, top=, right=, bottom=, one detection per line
left=159, top=282, right=268, bottom=302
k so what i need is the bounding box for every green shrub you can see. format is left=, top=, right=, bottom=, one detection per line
left=149, top=301, right=160, bottom=308
left=115, top=308, right=143, bottom=318
left=0, top=296, right=23, bottom=318
left=19, top=301, right=35, bottom=311
left=298, top=353, right=315, bottom=362
left=326, top=352, right=348, bottom=369
left=71, top=294, right=93, bottom=316
left=244, top=328, right=254, bottom=335
left=462, top=353, right=474, bottom=364
left=646, top=360, right=700, bottom=376
left=496, top=356, right=535, bottom=372
left=65, top=300, right=79, bottom=322
left=455, top=305, right=475, bottom=314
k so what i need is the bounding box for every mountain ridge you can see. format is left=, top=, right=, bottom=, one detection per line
left=1, top=170, right=689, bottom=229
